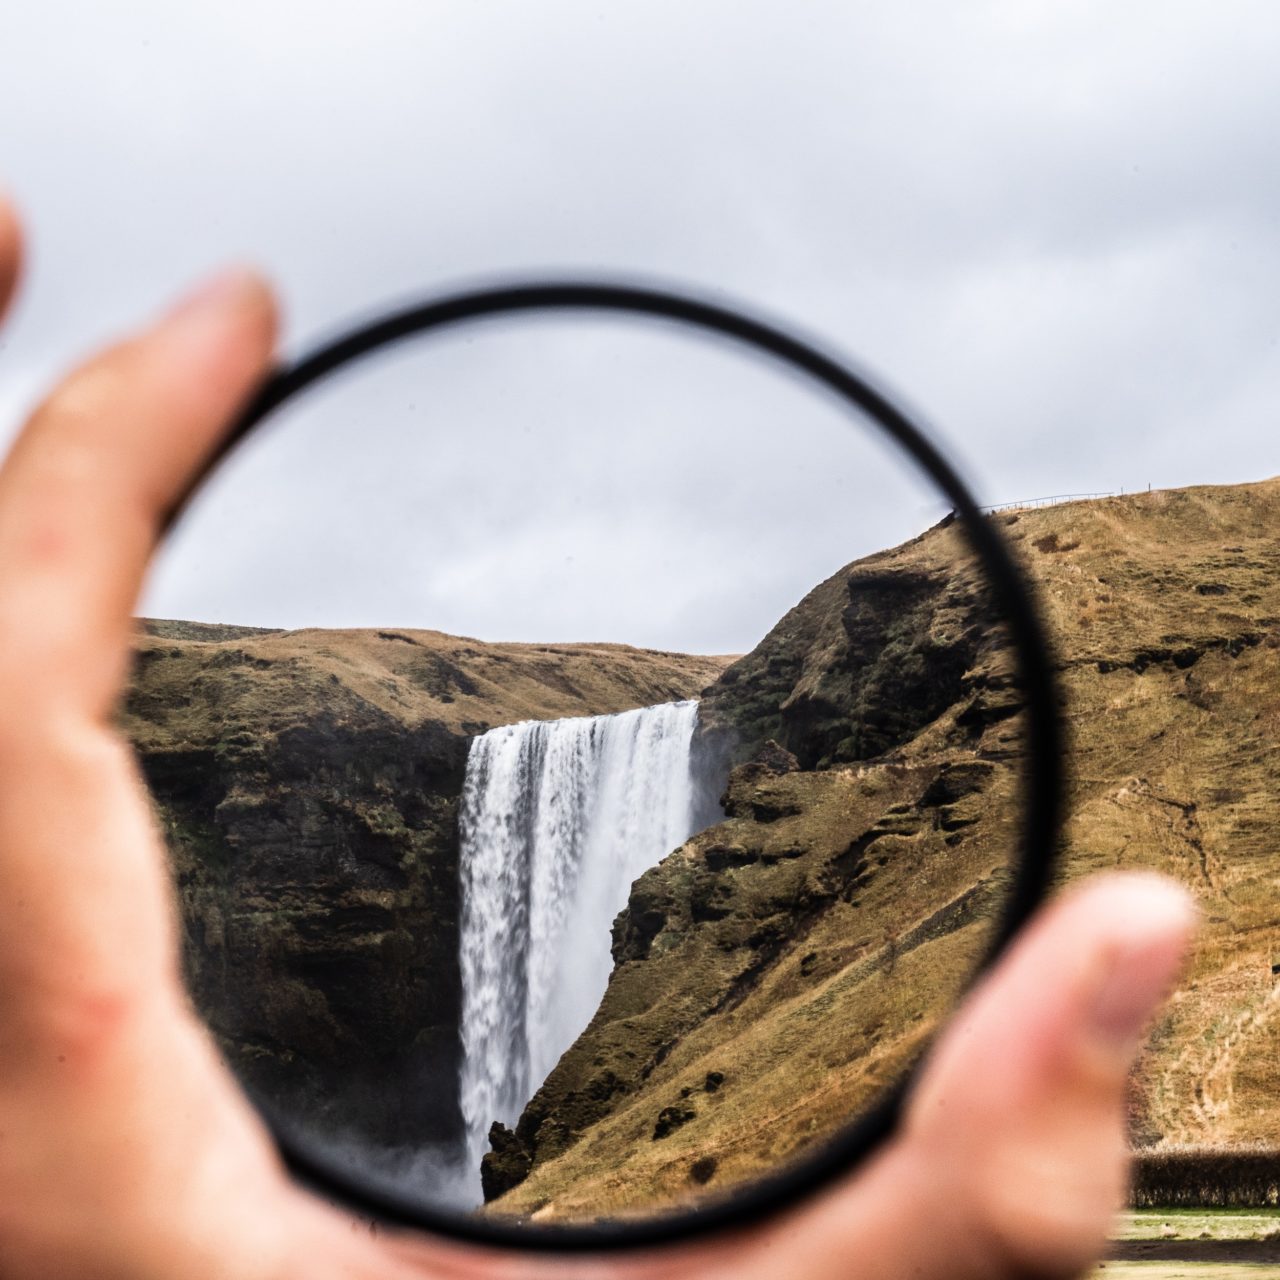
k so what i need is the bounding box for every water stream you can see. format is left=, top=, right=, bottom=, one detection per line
left=457, top=700, right=703, bottom=1186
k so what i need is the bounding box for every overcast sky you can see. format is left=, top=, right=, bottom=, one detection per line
left=2, top=3, right=1277, bottom=653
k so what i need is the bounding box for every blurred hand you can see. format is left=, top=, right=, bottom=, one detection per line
left=0, top=200, right=1194, bottom=1280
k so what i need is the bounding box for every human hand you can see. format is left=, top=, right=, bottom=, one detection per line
left=0, top=198, right=1195, bottom=1280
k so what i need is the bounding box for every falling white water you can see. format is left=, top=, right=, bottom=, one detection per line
left=457, top=700, right=702, bottom=1185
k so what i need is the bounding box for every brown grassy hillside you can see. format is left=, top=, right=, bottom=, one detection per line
left=484, top=477, right=1280, bottom=1221
left=131, top=620, right=730, bottom=745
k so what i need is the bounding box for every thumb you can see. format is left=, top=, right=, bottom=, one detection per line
left=900, top=872, right=1197, bottom=1278
left=639, top=874, right=1196, bottom=1280
left=0, top=195, right=20, bottom=320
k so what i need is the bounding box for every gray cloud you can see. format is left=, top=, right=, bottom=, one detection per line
left=2, top=1, right=1277, bottom=652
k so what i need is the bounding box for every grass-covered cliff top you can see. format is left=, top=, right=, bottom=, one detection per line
left=127, top=621, right=733, bottom=749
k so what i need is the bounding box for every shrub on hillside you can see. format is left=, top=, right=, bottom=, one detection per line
left=1132, top=1145, right=1280, bottom=1207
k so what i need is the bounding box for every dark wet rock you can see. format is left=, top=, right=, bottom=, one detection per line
left=653, top=1104, right=697, bottom=1140
left=720, top=741, right=800, bottom=818
left=481, top=1122, right=534, bottom=1200
left=918, top=761, right=995, bottom=808
left=139, top=707, right=469, bottom=1150
left=703, top=843, right=759, bottom=872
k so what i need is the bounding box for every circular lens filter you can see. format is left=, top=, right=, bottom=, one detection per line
left=159, top=279, right=1063, bottom=1253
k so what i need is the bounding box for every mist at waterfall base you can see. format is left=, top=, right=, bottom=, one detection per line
left=451, top=699, right=717, bottom=1207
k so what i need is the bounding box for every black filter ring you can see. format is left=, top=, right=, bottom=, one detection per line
left=165, top=278, right=1064, bottom=1254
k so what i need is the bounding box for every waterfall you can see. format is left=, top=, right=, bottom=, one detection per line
left=457, top=699, right=702, bottom=1185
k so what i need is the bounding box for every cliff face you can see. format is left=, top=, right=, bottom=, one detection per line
left=122, top=622, right=728, bottom=1154
left=485, top=478, right=1280, bottom=1220
left=697, top=534, right=1003, bottom=770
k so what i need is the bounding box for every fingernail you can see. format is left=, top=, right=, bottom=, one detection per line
left=166, top=266, right=263, bottom=326
left=1088, top=885, right=1196, bottom=1056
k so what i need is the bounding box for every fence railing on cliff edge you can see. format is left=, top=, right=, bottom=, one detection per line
left=979, top=491, right=1120, bottom=516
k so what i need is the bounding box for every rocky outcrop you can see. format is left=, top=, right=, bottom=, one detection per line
left=123, top=623, right=729, bottom=1154
left=698, top=539, right=998, bottom=770
left=481, top=1122, right=532, bottom=1201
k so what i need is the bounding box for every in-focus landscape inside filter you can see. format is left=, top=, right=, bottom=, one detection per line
left=126, top=317, right=1022, bottom=1223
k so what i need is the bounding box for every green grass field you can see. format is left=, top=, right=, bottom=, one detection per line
left=1095, top=1267, right=1275, bottom=1278
left=1112, top=1210, right=1280, bottom=1242
left=1089, top=1210, right=1280, bottom=1277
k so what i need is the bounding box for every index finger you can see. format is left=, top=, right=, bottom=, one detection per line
left=0, top=268, right=277, bottom=727
left=0, top=266, right=277, bottom=1042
